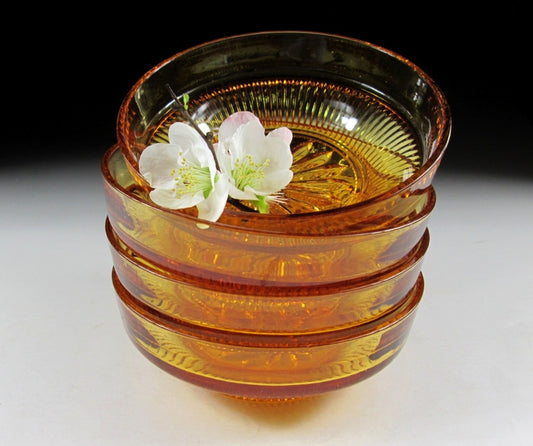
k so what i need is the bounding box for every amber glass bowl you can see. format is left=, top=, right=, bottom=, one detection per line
left=102, top=145, right=435, bottom=286
left=107, top=216, right=429, bottom=334
left=116, top=31, right=451, bottom=225
left=113, top=269, right=425, bottom=400
left=103, top=31, right=451, bottom=400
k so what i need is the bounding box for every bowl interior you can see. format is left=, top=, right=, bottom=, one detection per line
left=103, top=143, right=436, bottom=235
left=117, top=31, right=450, bottom=216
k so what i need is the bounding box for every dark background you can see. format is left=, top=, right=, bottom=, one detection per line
left=3, top=4, right=531, bottom=179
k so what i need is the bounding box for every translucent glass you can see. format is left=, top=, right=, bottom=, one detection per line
left=114, top=270, right=424, bottom=400
left=117, top=31, right=451, bottom=221
left=103, top=32, right=451, bottom=400
left=102, top=145, right=434, bottom=285
left=108, top=216, right=429, bottom=334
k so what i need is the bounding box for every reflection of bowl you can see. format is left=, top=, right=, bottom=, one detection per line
left=116, top=31, right=451, bottom=223
left=107, top=217, right=429, bottom=334
left=102, top=145, right=435, bottom=285
left=113, top=270, right=425, bottom=400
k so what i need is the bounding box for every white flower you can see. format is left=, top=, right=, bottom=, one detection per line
left=215, top=111, right=293, bottom=212
left=139, top=122, right=229, bottom=222
left=138, top=111, right=293, bottom=222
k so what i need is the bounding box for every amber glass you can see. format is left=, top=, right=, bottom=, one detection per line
left=116, top=31, right=451, bottom=219
left=102, top=145, right=434, bottom=286
left=114, top=270, right=424, bottom=400
left=103, top=32, right=451, bottom=400
left=108, top=217, right=428, bottom=334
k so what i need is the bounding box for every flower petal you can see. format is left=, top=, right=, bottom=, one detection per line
left=168, top=122, right=215, bottom=168
left=258, top=168, right=294, bottom=195
left=238, top=125, right=293, bottom=195
left=218, top=111, right=260, bottom=143
left=264, top=136, right=293, bottom=170
left=196, top=173, right=230, bottom=222
left=228, top=183, right=258, bottom=201
left=268, top=126, right=293, bottom=145
left=233, top=120, right=268, bottom=157
left=139, top=143, right=181, bottom=189
left=149, top=188, right=204, bottom=210
left=168, top=122, right=205, bottom=148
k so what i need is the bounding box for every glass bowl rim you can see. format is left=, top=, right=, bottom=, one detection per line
left=106, top=216, right=429, bottom=296
left=115, top=30, right=451, bottom=223
left=113, top=268, right=424, bottom=348
left=102, top=143, right=436, bottom=237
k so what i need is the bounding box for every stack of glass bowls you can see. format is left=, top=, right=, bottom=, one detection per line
left=102, top=31, right=451, bottom=401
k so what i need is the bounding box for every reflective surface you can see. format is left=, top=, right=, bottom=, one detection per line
left=108, top=217, right=428, bottom=334
left=117, top=32, right=451, bottom=214
left=114, top=270, right=424, bottom=400
left=141, top=79, right=423, bottom=214
left=103, top=145, right=434, bottom=285
left=103, top=32, right=451, bottom=400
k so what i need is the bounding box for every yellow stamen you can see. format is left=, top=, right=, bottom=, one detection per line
left=232, top=154, right=270, bottom=190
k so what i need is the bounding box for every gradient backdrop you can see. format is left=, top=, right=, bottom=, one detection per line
left=3, top=4, right=531, bottom=178
left=2, top=5, right=532, bottom=444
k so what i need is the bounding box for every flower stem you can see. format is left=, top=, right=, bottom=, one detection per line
left=165, top=84, right=221, bottom=171
left=165, top=84, right=252, bottom=213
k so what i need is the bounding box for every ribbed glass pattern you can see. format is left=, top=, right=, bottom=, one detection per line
left=148, top=79, right=421, bottom=214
